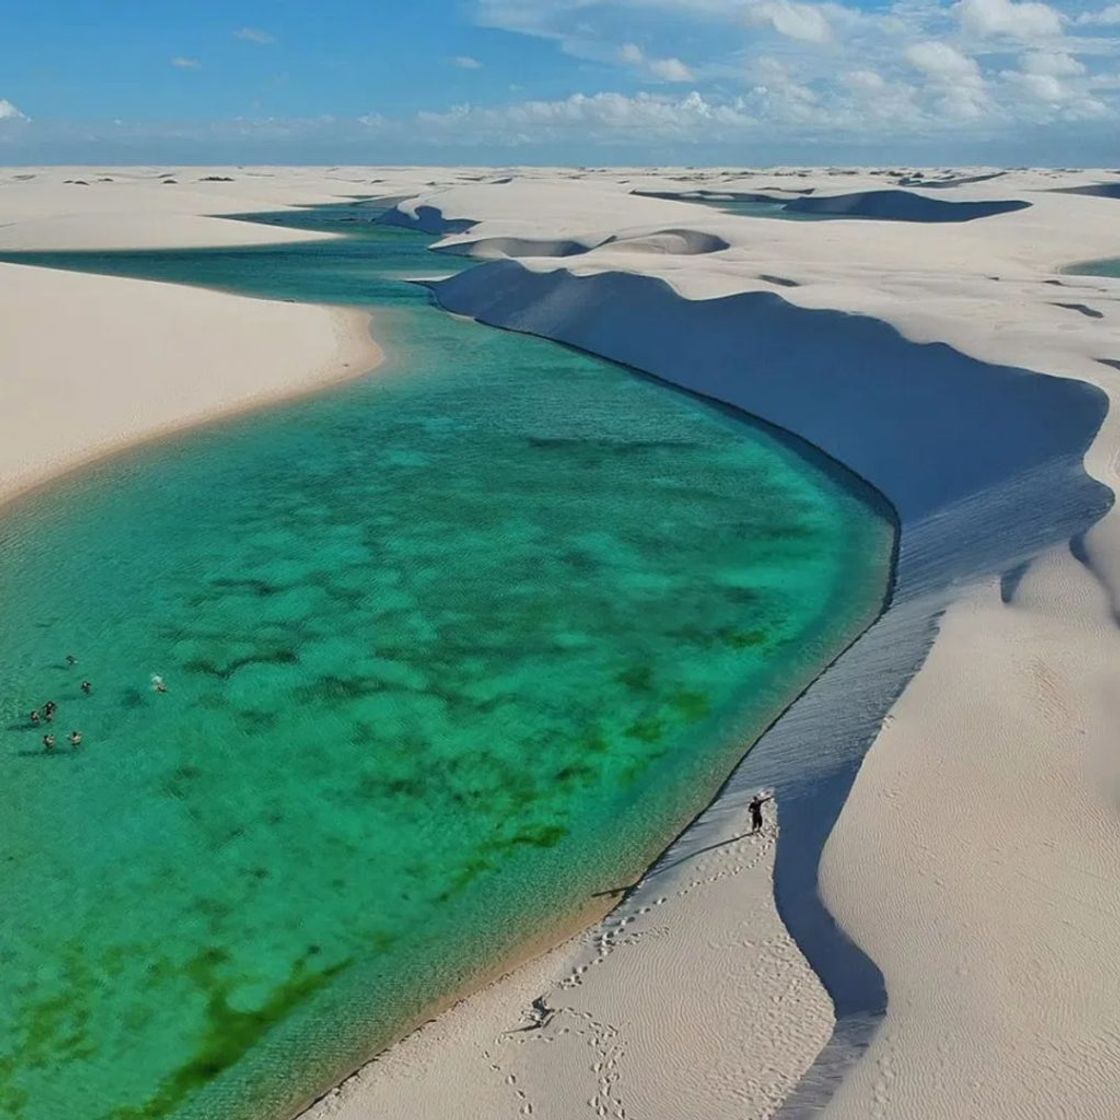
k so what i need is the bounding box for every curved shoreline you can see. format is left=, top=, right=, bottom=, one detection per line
left=0, top=293, right=381, bottom=517
left=0, top=201, right=894, bottom=1120
left=425, top=255, right=1112, bottom=1115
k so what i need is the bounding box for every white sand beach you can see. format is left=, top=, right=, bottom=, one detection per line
left=0, top=171, right=402, bottom=507
left=2, top=165, right=1120, bottom=1120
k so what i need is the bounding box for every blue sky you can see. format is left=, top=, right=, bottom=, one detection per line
left=1, top=0, right=1119, bottom=164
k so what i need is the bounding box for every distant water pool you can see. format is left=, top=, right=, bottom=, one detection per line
left=1066, top=257, right=1120, bottom=278
left=632, top=192, right=829, bottom=220
left=0, top=205, right=895, bottom=1120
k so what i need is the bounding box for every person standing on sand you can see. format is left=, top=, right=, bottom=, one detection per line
left=749, top=791, right=774, bottom=835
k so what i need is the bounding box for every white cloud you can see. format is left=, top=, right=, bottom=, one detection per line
left=843, top=69, right=886, bottom=91
left=956, top=0, right=1063, bottom=39
left=1076, top=3, right=1120, bottom=23
left=454, top=55, right=484, bottom=69
left=906, top=41, right=990, bottom=118
left=170, top=57, right=202, bottom=69
left=618, top=42, right=694, bottom=81
left=748, top=57, right=821, bottom=121
left=650, top=56, right=695, bottom=80
left=837, top=69, right=924, bottom=125
left=1004, top=69, right=1068, bottom=98
left=415, top=90, right=754, bottom=143
left=468, top=0, right=1106, bottom=141
left=0, top=98, right=28, bottom=121
left=233, top=27, right=276, bottom=45
left=1000, top=66, right=1109, bottom=118
left=75, top=0, right=1110, bottom=154
left=998, top=44, right=1110, bottom=118
left=906, top=41, right=984, bottom=84
left=468, top=0, right=1117, bottom=137
left=1020, top=50, right=1086, bottom=75
left=745, top=0, right=833, bottom=43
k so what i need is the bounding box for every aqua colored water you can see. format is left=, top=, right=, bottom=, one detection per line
left=1066, top=257, right=1120, bottom=278
left=0, top=205, right=895, bottom=1120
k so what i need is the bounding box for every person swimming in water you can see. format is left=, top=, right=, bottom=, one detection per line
left=42, top=733, right=56, bottom=752
left=152, top=675, right=168, bottom=694
left=43, top=701, right=56, bottom=723
left=66, top=654, right=77, bottom=667
left=81, top=680, right=92, bottom=695
left=29, top=709, right=41, bottom=727
left=69, top=730, right=83, bottom=749
left=749, top=790, right=774, bottom=835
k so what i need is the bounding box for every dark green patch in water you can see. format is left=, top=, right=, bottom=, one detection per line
left=0, top=203, right=894, bottom=1119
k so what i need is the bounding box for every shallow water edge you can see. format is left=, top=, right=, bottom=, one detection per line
left=0, top=302, right=382, bottom=516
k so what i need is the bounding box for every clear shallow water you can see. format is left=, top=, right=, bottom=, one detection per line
left=0, top=206, right=894, bottom=1120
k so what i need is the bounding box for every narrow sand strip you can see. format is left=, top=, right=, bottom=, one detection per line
left=0, top=263, right=380, bottom=508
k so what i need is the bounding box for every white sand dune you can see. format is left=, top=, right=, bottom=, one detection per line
left=0, top=263, right=377, bottom=507
left=3, top=166, right=1120, bottom=1120
left=0, top=167, right=494, bottom=505
left=310, top=169, right=1120, bottom=1120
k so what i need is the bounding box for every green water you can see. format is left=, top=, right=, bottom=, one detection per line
left=0, top=205, right=894, bottom=1120
left=1066, top=257, right=1120, bottom=278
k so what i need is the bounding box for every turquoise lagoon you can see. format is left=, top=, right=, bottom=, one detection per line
left=0, top=206, right=895, bottom=1120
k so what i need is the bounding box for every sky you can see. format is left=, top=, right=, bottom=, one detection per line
left=1, top=0, right=1119, bottom=165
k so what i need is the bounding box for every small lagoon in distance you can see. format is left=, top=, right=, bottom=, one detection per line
left=1066, top=257, right=1120, bottom=278
left=632, top=191, right=829, bottom=220
left=0, top=203, right=895, bottom=1120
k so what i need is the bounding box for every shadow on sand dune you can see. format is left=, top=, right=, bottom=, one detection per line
left=431, top=259, right=1112, bottom=1114
left=783, top=189, right=1030, bottom=223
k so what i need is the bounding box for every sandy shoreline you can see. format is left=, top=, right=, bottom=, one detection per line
left=297, top=891, right=621, bottom=1120
left=397, top=168, right=1120, bottom=1120
left=4, top=165, right=1120, bottom=1120
left=0, top=168, right=872, bottom=1120
left=0, top=292, right=380, bottom=514
left=0, top=166, right=463, bottom=506
left=306, top=798, right=832, bottom=1120
left=0, top=258, right=383, bottom=512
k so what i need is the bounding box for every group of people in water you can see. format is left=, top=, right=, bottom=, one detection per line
left=30, top=660, right=88, bottom=751
left=28, top=656, right=169, bottom=752
left=31, top=696, right=83, bottom=752
left=38, top=729, right=83, bottom=752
